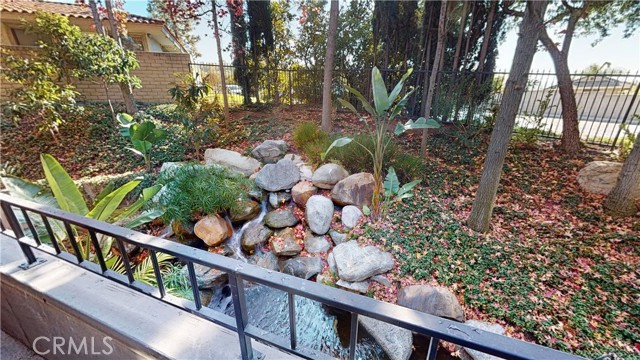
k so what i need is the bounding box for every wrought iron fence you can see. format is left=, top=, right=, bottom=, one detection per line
left=189, top=63, right=640, bottom=148
left=0, top=193, right=583, bottom=360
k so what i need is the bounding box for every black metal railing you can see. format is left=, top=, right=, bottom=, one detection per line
left=0, top=193, right=583, bottom=360
left=189, top=63, right=640, bottom=148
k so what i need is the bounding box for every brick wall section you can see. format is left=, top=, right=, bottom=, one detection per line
left=1, top=46, right=190, bottom=103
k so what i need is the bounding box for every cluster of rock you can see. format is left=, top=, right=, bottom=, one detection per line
left=169, top=139, right=505, bottom=360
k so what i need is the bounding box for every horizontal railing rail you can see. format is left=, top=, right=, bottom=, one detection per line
left=0, top=193, right=583, bottom=360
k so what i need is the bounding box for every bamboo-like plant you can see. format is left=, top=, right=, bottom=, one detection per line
left=322, top=67, right=440, bottom=218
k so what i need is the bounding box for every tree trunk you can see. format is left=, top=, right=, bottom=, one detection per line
left=104, top=0, right=138, bottom=114
left=212, top=0, right=229, bottom=118
left=467, top=0, right=548, bottom=233
left=88, top=0, right=105, bottom=36
left=604, top=134, right=640, bottom=217
left=452, top=0, right=469, bottom=72
left=420, top=0, right=447, bottom=155
left=321, top=0, right=339, bottom=132
left=477, top=0, right=497, bottom=76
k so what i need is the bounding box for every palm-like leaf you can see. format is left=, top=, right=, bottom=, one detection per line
left=86, top=180, right=141, bottom=222
left=40, top=153, right=89, bottom=215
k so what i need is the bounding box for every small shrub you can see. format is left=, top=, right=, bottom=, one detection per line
left=392, top=154, right=426, bottom=182
left=330, top=133, right=398, bottom=174
left=155, top=164, right=253, bottom=225
left=293, top=122, right=331, bottom=165
left=617, top=123, right=636, bottom=160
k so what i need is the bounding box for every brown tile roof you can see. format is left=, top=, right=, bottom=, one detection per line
left=0, top=0, right=164, bottom=24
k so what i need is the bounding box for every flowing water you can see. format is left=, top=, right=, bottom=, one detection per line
left=210, top=199, right=388, bottom=359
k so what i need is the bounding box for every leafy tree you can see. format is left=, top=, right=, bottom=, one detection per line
left=1, top=12, right=140, bottom=135
left=295, top=0, right=328, bottom=69
left=321, top=0, right=339, bottom=132
left=533, top=0, right=640, bottom=155
left=468, top=0, right=548, bottom=233
left=147, top=0, right=201, bottom=58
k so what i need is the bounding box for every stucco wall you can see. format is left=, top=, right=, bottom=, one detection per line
left=1, top=46, right=190, bottom=103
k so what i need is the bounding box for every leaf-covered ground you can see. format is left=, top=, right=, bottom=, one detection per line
left=3, top=105, right=638, bottom=358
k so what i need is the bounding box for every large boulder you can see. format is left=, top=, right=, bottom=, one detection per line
left=332, top=241, right=394, bottom=282
left=291, top=181, right=318, bottom=207
left=181, top=263, right=228, bottom=289
left=229, top=199, right=261, bottom=223
left=255, top=158, right=301, bottom=191
left=271, top=228, right=302, bottom=257
left=305, top=195, right=334, bottom=235
left=251, top=140, right=288, bottom=163
left=280, top=256, right=323, bottom=279
left=241, top=222, right=273, bottom=253
left=248, top=251, right=279, bottom=271
left=331, top=173, right=375, bottom=207
left=204, top=148, right=261, bottom=176
left=264, top=208, right=299, bottom=229
left=460, top=320, right=505, bottom=360
left=397, top=285, right=465, bottom=322
left=359, top=316, right=413, bottom=360
left=577, top=161, right=640, bottom=198
left=194, top=214, right=233, bottom=247
left=342, top=205, right=363, bottom=229
left=303, top=232, right=331, bottom=253
left=312, top=164, right=349, bottom=189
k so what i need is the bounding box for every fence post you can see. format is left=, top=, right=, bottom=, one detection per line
left=289, top=70, right=293, bottom=108
left=0, top=201, right=38, bottom=266
left=610, top=81, right=640, bottom=149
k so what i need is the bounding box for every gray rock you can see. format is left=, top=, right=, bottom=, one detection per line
left=229, top=199, right=261, bottom=223
left=461, top=320, right=505, bottom=360
left=264, top=208, right=299, bottom=229
left=291, top=181, right=318, bottom=207
left=305, top=195, right=334, bottom=235
left=304, top=232, right=331, bottom=253
left=268, top=191, right=292, bottom=208
left=241, top=222, right=273, bottom=253
left=248, top=251, right=279, bottom=271
left=282, top=153, right=304, bottom=166
left=397, top=285, right=465, bottom=322
left=359, top=316, right=413, bottom=360
left=181, top=263, right=228, bottom=289
left=327, top=252, right=337, bottom=274
left=336, top=279, right=369, bottom=293
left=371, top=275, right=393, bottom=288
left=577, top=161, right=640, bottom=198
left=331, top=172, right=375, bottom=207
left=251, top=140, right=288, bottom=163
left=204, top=148, right=261, bottom=176
left=329, top=230, right=348, bottom=245
left=255, top=158, right=301, bottom=191
left=271, top=228, right=302, bottom=257
left=342, top=205, right=363, bottom=229
left=332, top=241, right=394, bottom=282
left=299, top=165, right=314, bottom=181
left=280, top=256, right=323, bottom=279
left=312, top=163, right=349, bottom=189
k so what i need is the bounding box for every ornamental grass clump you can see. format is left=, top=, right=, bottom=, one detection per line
left=155, top=164, right=253, bottom=225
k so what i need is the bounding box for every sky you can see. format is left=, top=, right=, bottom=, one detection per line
left=120, top=0, right=640, bottom=72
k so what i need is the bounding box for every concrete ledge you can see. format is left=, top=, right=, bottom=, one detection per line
left=0, top=235, right=299, bottom=359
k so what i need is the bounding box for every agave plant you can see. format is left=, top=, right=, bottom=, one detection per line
left=323, top=67, right=440, bottom=218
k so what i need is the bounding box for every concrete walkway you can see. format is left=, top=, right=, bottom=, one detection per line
left=1, top=330, right=43, bottom=360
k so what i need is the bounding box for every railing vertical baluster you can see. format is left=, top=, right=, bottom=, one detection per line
left=229, top=273, right=253, bottom=360
left=64, top=222, right=83, bottom=263
left=149, top=250, right=165, bottom=299
left=611, top=79, right=640, bottom=148
left=88, top=230, right=108, bottom=273
left=186, top=261, right=202, bottom=310
left=349, top=313, right=358, bottom=360
left=20, top=209, right=41, bottom=246
left=115, top=237, right=135, bottom=284
left=40, top=215, right=61, bottom=254
left=288, top=292, right=297, bottom=350
left=1, top=202, right=36, bottom=265
left=426, top=336, right=439, bottom=360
